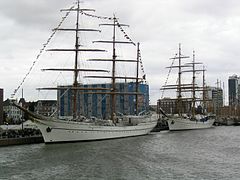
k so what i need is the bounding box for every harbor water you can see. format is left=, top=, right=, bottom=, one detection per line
left=1, top=126, right=240, bottom=180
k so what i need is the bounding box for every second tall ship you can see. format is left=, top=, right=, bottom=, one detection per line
left=14, top=1, right=157, bottom=143
left=160, top=44, right=215, bottom=131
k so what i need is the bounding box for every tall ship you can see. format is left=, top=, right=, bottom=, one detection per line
left=160, top=44, right=215, bottom=131
left=14, top=1, right=157, bottom=143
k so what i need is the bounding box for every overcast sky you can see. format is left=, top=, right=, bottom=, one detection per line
left=1, top=0, right=240, bottom=105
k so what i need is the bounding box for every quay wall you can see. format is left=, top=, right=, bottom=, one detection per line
left=0, top=136, right=44, bottom=147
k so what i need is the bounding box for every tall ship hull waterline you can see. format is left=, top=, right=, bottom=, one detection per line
left=13, top=1, right=157, bottom=143
left=167, top=117, right=214, bottom=131
left=14, top=104, right=157, bottom=143
left=34, top=116, right=156, bottom=143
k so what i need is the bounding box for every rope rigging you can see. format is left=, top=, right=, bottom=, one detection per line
left=138, top=49, right=146, bottom=82
left=115, top=18, right=136, bottom=46
left=81, top=11, right=136, bottom=46
left=161, top=54, right=177, bottom=99
left=12, top=3, right=142, bottom=99
left=11, top=4, right=76, bottom=98
left=81, top=11, right=145, bottom=78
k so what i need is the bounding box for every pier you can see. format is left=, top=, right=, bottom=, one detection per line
left=214, top=117, right=240, bottom=126
left=214, top=106, right=240, bottom=125
left=0, top=136, right=43, bottom=147
left=0, top=128, right=43, bottom=147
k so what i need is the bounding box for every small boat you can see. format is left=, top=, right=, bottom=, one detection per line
left=160, top=44, right=215, bottom=131
left=14, top=0, right=157, bottom=143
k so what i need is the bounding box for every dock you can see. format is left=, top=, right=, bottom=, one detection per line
left=0, top=135, right=43, bottom=147
left=0, top=128, right=44, bottom=147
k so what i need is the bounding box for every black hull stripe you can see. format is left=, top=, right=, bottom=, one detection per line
left=48, top=126, right=155, bottom=132
left=45, top=134, right=148, bottom=144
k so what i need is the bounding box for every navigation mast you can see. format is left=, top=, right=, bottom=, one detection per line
left=172, top=44, right=190, bottom=115
left=202, top=66, right=206, bottom=114
left=111, top=16, right=117, bottom=120
left=135, top=42, right=140, bottom=115
left=160, top=44, right=190, bottom=115
left=37, top=0, right=108, bottom=119
left=184, top=51, right=203, bottom=118
left=73, top=0, right=80, bottom=118
left=88, top=15, right=140, bottom=120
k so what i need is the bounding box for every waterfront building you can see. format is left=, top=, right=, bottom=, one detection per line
left=35, top=100, right=57, bottom=117
left=58, top=82, right=149, bottom=119
left=157, top=98, right=191, bottom=115
left=3, top=99, right=22, bottom=123
left=0, top=89, right=3, bottom=125
left=206, top=87, right=223, bottom=114
left=228, top=75, right=240, bottom=106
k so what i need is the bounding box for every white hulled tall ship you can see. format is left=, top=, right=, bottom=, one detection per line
left=14, top=1, right=157, bottom=143
left=160, top=44, right=215, bottom=131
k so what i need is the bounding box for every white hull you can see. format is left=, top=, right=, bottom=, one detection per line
left=167, top=116, right=215, bottom=131
left=34, top=115, right=157, bottom=143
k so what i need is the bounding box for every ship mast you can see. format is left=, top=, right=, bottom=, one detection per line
left=111, top=15, right=117, bottom=120
left=177, top=44, right=182, bottom=115
left=175, top=44, right=191, bottom=116
left=161, top=46, right=210, bottom=117
left=73, top=0, right=80, bottom=118
left=160, top=44, right=190, bottom=116
left=184, top=51, right=203, bottom=118
left=192, top=51, right=196, bottom=118
left=88, top=16, right=140, bottom=120
left=37, top=1, right=109, bottom=119
left=202, top=66, right=206, bottom=114
left=135, top=43, right=140, bottom=115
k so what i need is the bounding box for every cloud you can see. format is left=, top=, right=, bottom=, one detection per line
left=0, top=0, right=240, bottom=105
left=180, top=0, right=240, bottom=17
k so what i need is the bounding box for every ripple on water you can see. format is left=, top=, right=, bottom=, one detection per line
left=1, top=126, right=240, bottom=180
